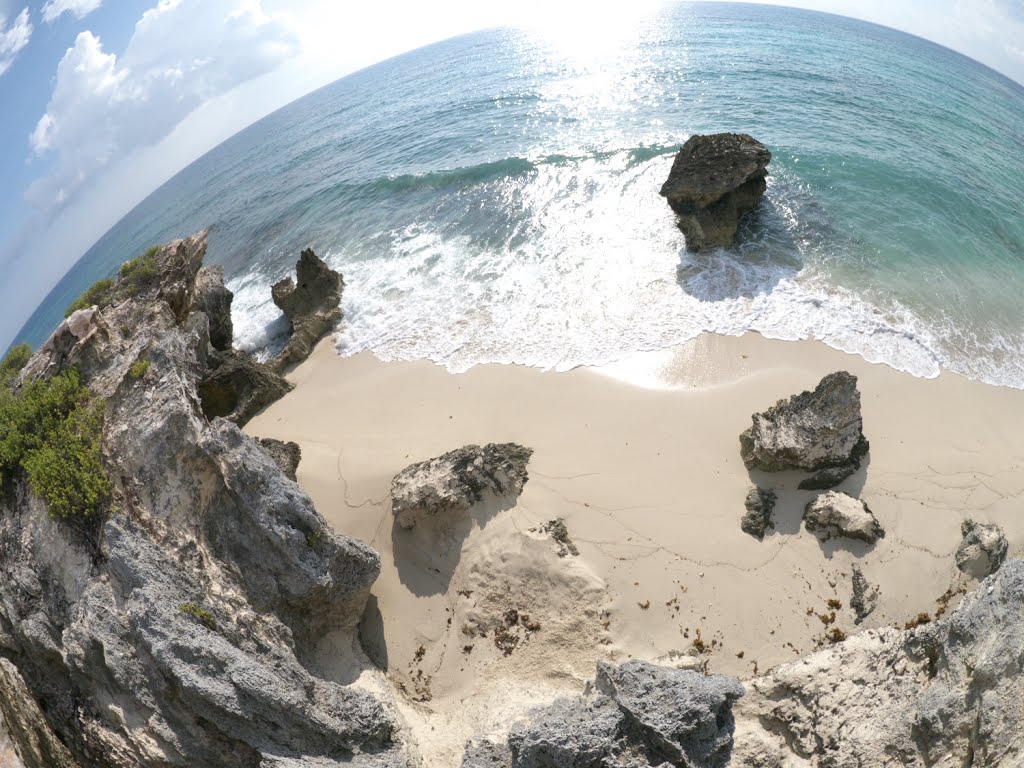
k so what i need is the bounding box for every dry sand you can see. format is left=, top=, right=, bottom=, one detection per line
left=246, top=332, right=1024, bottom=765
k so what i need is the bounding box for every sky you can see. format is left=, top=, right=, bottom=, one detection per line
left=0, top=0, right=1022, bottom=351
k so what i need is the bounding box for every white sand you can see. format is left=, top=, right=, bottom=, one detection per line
left=246, top=332, right=1024, bottom=764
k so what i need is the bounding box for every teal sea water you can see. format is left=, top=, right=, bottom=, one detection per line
left=14, top=3, right=1024, bottom=386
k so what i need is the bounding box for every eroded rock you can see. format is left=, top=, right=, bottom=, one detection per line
left=797, top=463, right=857, bottom=491
left=660, top=133, right=771, bottom=251
left=271, top=248, right=343, bottom=371
left=192, top=264, right=234, bottom=351
left=740, top=371, right=869, bottom=473
left=257, top=437, right=302, bottom=481
left=0, top=660, right=78, bottom=768
left=803, top=491, right=884, bottom=544
left=197, top=348, right=293, bottom=427
left=850, top=564, right=880, bottom=624
left=391, top=443, right=533, bottom=529
left=733, top=558, right=1024, bottom=766
left=955, top=519, right=1008, bottom=580
left=741, top=486, right=776, bottom=540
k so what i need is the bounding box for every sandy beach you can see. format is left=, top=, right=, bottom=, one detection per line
left=246, top=332, right=1024, bottom=764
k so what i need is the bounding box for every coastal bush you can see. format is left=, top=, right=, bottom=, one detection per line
left=64, top=278, right=115, bottom=318
left=0, top=368, right=111, bottom=518
left=0, top=343, right=31, bottom=387
left=179, top=603, right=217, bottom=630
left=118, top=246, right=162, bottom=296
left=129, top=360, right=150, bottom=380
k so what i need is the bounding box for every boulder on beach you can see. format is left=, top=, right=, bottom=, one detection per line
left=741, top=486, right=777, bottom=540
left=740, top=371, right=869, bottom=474
left=391, top=443, right=533, bottom=529
left=955, top=519, right=1008, bottom=579
left=271, top=248, right=343, bottom=371
left=803, top=491, right=885, bottom=544
left=660, top=133, right=771, bottom=251
left=850, top=564, right=880, bottom=624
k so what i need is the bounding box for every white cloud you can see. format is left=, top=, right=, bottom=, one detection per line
left=27, top=0, right=298, bottom=213
left=0, top=7, right=31, bottom=76
left=41, top=0, right=102, bottom=23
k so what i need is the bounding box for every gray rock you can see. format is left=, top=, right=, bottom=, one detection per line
left=741, top=487, right=776, bottom=540
left=508, top=696, right=625, bottom=768
left=803, top=491, right=884, bottom=544
left=271, top=248, right=343, bottom=372
left=391, top=443, right=534, bottom=529
left=733, top=558, right=1024, bottom=766
left=955, top=519, right=1008, bottom=579
left=659, top=133, right=771, bottom=251
left=596, top=661, right=744, bottom=768
left=192, top=264, right=234, bottom=350
left=850, top=564, right=880, bottom=624
left=540, top=518, right=579, bottom=557
left=797, top=462, right=857, bottom=491
left=197, top=347, right=293, bottom=427
left=0, top=231, right=400, bottom=767
left=462, top=740, right=514, bottom=768
left=740, top=371, right=869, bottom=473
left=0, top=659, right=78, bottom=768
left=258, top=437, right=302, bottom=481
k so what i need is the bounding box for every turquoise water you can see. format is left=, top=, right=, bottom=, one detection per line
left=14, top=3, right=1024, bottom=385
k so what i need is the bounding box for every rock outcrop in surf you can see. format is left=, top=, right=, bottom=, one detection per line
left=271, top=248, right=343, bottom=371
left=660, top=133, right=771, bottom=251
left=391, top=442, right=534, bottom=529
left=740, top=371, right=869, bottom=476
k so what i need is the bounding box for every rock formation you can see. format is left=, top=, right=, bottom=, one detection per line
left=271, top=248, right=343, bottom=371
left=464, top=660, right=744, bottom=767
left=191, top=264, right=234, bottom=351
left=391, top=443, right=533, bottom=529
left=0, top=660, right=78, bottom=768
left=741, top=486, right=776, bottom=540
left=797, top=463, right=857, bottom=491
left=740, top=371, right=869, bottom=475
left=955, top=519, right=1008, bottom=580
left=197, top=347, right=293, bottom=426
left=257, top=437, right=303, bottom=481
left=733, top=559, right=1024, bottom=766
left=850, top=564, right=880, bottom=624
left=0, top=231, right=401, bottom=767
left=803, top=491, right=885, bottom=544
left=660, top=133, right=771, bottom=251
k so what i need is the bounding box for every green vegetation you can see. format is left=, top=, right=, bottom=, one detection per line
left=0, top=343, right=31, bottom=387
left=63, top=244, right=164, bottom=318
left=306, top=529, right=323, bottom=549
left=0, top=368, right=111, bottom=519
left=129, top=360, right=151, bottom=380
left=64, top=278, right=115, bottom=318
left=179, top=603, right=217, bottom=630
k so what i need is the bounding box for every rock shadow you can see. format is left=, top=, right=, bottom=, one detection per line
left=358, top=594, right=388, bottom=670
left=676, top=198, right=803, bottom=302
left=391, top=492, right=517, bottom=598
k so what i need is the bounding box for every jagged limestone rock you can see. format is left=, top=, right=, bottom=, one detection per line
left=741, top=487, right=777, bottom=540
left=955, top=519, right=1008, bottom=579
left=257, top=437, right=302, bottom=481
left=271, top=248, right=343, bottom=372
left=803, top=491, right=884, bottom=544
left=797, top=463, right=857, bottom=491
left=0, top=660, right=78, bottom=768
left=733, top=559, right=1024, bottom=766
left=0, top=231, right=398, bottom=767
left=464, top=661, right=744, bottom=767
left=192, top=264, right=234, bottom=351
left=850, top=564, right=880, bottom=624
left=660, top=133, right=771, bottom=251
left=197, top=348, right=293, bottom=427
left=391, top=443, right=534, bottom=529
left=740, top=371, right=869, bottom=473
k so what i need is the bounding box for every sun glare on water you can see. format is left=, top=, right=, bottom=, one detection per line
left=515, top=0, right=666, bottom=63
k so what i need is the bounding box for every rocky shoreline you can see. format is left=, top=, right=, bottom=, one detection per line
left=0, top=231, right=1021, bottom=767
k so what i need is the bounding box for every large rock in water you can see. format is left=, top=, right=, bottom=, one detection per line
left=0, top=231, right=402, bottom=767
left=740, top=371, right=869, bottom=474
left=660, top=133, right=771, bottom=251
left=464, top=661, right=744, bottom=767
left=733, top=558, right=1024, bottom=766
left=391, top=443, right=533, bottom=529
left=271, top=248, right=343, bottom=371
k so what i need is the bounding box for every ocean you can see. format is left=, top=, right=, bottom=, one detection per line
left=13, top=2, right=1024, bottom=386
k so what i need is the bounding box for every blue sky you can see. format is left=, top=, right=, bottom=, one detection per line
left=1, top=0, right=1023, bottom=351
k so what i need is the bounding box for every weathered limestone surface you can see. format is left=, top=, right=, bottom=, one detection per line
left=803, top=491, right=885, bottom=544
left=391, top=443, right=533, bottom=529
left=191, top=264, right=234, bottom=351
left=733, top=559, right=1024, bottom=767
left=740, top=372, right=869, bottom=474
left=955, top=519, right=1008, bottom=579
left=0, top=232, right=403, bottom=767
left=741, top=486, right=776, bottom=540
left=660, top=133, right=772, bottom=251
left=258, top=437, right=303, bottom=482
left=271, top=248, right=343, bottom=372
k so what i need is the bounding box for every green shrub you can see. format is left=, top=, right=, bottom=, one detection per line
left=0, top=368, right=110, bottom=518
left=0, top=343, right=31, bottom=387
left=179, top=603, right=216, bottom=630
left=64, top=278, right=115, bottom=318
left=129, top=360, right=150, bottom=380
left=118, top=246, right=162, bottom=297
